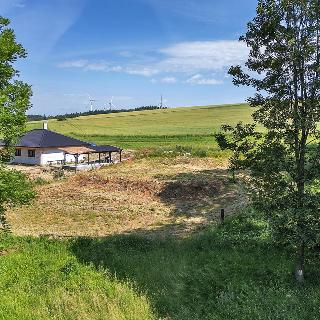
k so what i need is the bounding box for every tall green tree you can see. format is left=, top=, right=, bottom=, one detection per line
left=215, top=0, right=320, bottom=282
left=0, top=16, right=34, bottom=230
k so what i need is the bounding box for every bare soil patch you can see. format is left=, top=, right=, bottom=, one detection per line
left=7, top=157, right=247, bottom=237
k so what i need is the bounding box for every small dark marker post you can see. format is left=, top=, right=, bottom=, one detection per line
left=220, top=209, right=225, bottom=222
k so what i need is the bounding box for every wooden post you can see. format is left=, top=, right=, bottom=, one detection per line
left=99, top=153, right=101, bottom=163
left=119, top=150, right=122, bottom=162
left=75, top=154, right=79, bottom=172
left=220, top=209, right=225, bottom=222
left=109, top=152, right=112, bottom=163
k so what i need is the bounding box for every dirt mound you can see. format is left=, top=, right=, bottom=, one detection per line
left=71, top=173, right=225, bottom=202
left=159, top=179, right=223, bottom=200
left=71, top=174, right=163, bottom=198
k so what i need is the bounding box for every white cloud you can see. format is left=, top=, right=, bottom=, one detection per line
left=57, top=59, right=88, bottom=68
left=140, top=0, right=222, bottom=24
left=161, top=77, right=177, bottom=84
left=126, top=67, right=159, bottom=77
left=56, top=40, right=248, bottom=82
left=160, top=40, right=249, bottom=73
left=186, top=74, right=222, bottom=85
left=85, top=63, right=124, bottom=72
left=119, top=51, right=133, bottom=58
left=58, top=60, right=158, bottom=77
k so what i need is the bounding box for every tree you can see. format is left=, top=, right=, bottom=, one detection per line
left=215, top=0, right=320, bottom=282
left=0, top=16, right=34, bottom=230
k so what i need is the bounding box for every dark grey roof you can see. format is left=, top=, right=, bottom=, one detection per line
left=90, top=145, right=122, bottom=153
left=16, top=129, right=92, bottom=148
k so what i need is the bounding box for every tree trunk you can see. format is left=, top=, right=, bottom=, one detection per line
left=295, top=241, right=305, bottom=283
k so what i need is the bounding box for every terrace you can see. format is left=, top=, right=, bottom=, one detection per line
left=60, top=145, right=123, bottom=170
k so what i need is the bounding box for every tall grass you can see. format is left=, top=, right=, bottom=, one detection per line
left=136, top=144, right=231, bottom=158
left=0, top=235, right=155, bottom=320
left=1, top=211, right=320, bottom=319
left=71, top=212, right=320, bottom=319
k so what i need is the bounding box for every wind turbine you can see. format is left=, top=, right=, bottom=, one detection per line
left=88, top=94, right=96, bottom=112
left=108, top=96, right=115, bottom=112
left=159, top=94, right=167, bottom=109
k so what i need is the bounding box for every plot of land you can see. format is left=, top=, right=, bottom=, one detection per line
left=4, top=105, right=320, bottom=320
left=7, top=157, right=246, bottom=237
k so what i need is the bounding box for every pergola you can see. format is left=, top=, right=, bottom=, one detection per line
left=59, top=145, right=123, bottom=166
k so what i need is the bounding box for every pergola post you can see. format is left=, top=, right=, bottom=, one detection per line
left=119, top=150, right=122, bottom=162
left=75, top=154, right=79, bottom=172
left=109, top=151, right=112, bottom=163
left=87, top=153, right=90, bottom=165
left=99, top=153, right=101, bottom=164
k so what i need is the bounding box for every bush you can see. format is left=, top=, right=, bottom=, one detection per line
left=52, top=168, right=65, bottom=180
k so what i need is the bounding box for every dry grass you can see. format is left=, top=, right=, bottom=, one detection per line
left=7, top=157, right=247, bottom=237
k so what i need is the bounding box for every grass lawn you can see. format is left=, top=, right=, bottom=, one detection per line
left=27, top=104, right=254, bottom=154
left=1, top=211, right=320, bottom=319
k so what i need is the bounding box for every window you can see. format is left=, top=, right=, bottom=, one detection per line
left=15, top=149, right=21, bottom=157
left=28, top=150, right=35, bottom=158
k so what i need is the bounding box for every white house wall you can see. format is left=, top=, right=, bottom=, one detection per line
left=40, top=149, right=65, bottom=165
left=13, top=148, right=86, bottom=166
left=12, top=148, right=41, bottom=165
left=65, top=153, right=86, bottom=163
left=41, top=149, right=86, bottom=165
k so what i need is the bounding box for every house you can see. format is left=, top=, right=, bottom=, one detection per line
left=3, top=123, right=123, bottom=167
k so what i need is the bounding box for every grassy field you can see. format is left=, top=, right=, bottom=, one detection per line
left=0, top=235, right=154, bottom=320
left=27, top=104, right=254, bottom=154
left=4, top=104, right=319, bottom=319
left=2, top=211, right=320, bottom=319
left=4, top=157, right=320, bottom=319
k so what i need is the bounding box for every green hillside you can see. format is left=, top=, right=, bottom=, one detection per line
left=27, top=104, right=254, bottom=154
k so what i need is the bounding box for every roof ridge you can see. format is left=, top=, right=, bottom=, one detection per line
left=16, top=129, right=96, bottom=148
left=51, top=130, right=91, bottom=146
left=39, top=129, right=47, bottom=147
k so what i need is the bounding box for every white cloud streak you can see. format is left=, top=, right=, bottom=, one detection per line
left=57, top=40, right=248, bottom=84
left=10, top=0, right=87, bottom=61
left=160, top=40, right=249, bottom=72
left=161, top=77, right=177, bottom=84
left=186, top=74, right=222, bottom=85
left=57, top=59, right=88, bottom=68
left=58, top=60, right=159, bottom=77
left=0, top=0, right=26, bottom=12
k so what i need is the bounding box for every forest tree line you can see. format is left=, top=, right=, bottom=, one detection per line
left=27, top=105, right=167, bottom=121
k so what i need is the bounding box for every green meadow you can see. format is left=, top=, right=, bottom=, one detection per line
left=27, top=104, right=254, bottom=154
left=2, top=212, right=320, bottom=319
left=4, top=103, right=317, bottom=319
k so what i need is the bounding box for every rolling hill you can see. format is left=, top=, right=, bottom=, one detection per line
left=27, top=104, right=253, bottom=152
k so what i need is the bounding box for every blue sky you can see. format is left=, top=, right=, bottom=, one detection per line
left=1, top=0, right=257, bottom=115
